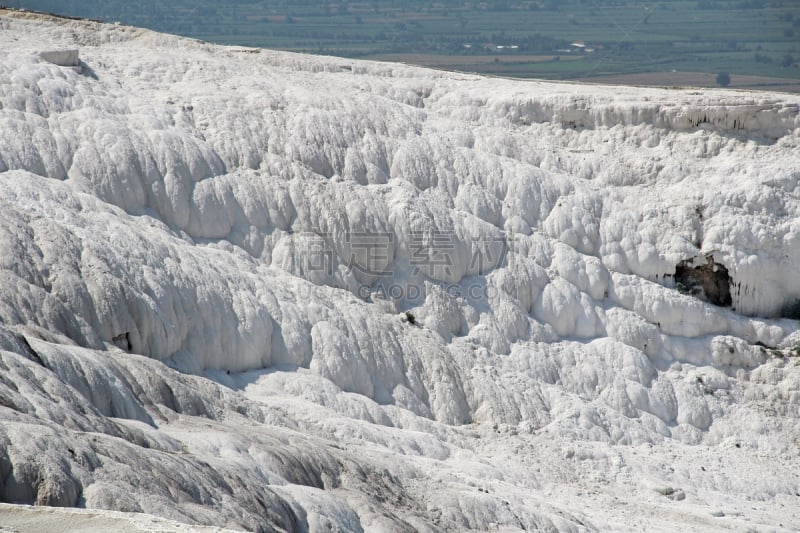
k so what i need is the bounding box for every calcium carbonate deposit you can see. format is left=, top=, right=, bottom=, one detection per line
left=1, top=8, right=799, bottom=532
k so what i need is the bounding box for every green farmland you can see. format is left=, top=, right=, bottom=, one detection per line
left=9, top=1, right=800, bottom=91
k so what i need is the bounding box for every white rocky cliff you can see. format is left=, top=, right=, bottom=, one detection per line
left=1, top=9, right=800, bottom=532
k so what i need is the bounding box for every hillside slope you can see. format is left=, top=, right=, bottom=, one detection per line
left=1, top=10, right=800, bottom=532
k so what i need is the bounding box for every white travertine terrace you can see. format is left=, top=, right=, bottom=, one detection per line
left=1, top=10, right=799, bottom=532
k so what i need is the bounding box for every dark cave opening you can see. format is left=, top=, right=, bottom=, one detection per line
left=674, top=255, right=732, bottom=307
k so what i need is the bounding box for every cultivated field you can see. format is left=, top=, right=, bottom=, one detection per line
left=12, top=0, right=800, bottom=91
left=583, top=71, right=800, bottom=93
